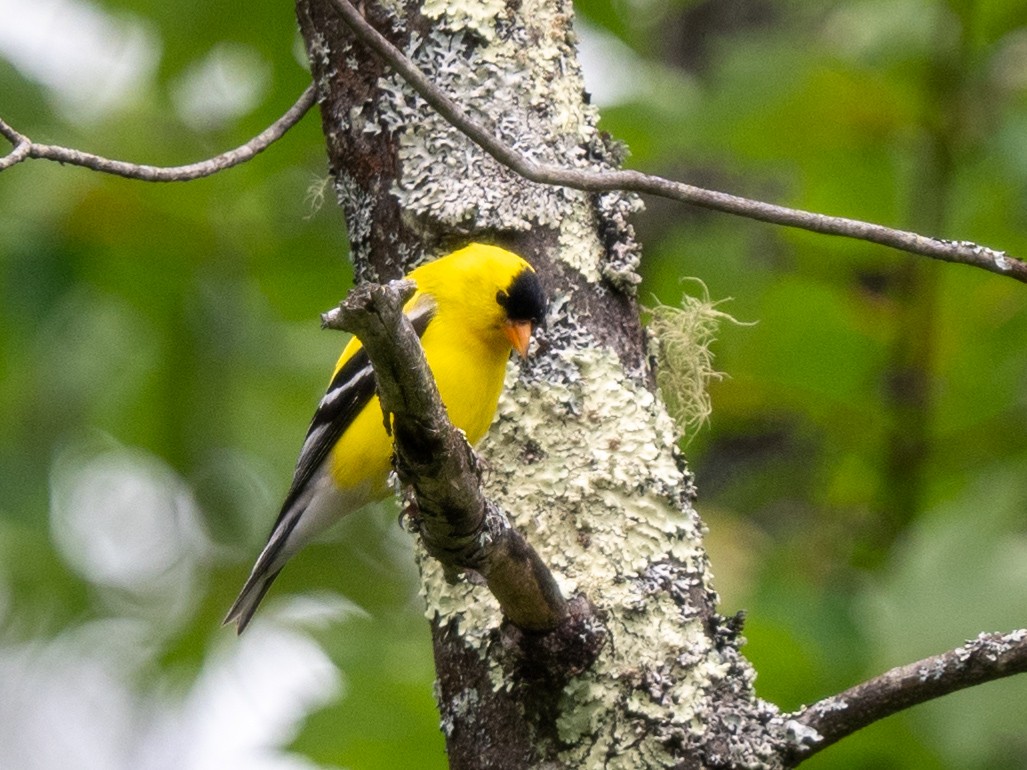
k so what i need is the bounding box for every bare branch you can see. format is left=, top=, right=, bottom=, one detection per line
left=328, top=0, right=1027, bottom=284
left=0, top=85, right=317, bottom=181
left=322, top=281, right=569, bottom=632
left=779, top=630, right=1027, bottom=765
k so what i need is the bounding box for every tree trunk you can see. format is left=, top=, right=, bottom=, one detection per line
left=295, top=1, right=778, bottom=766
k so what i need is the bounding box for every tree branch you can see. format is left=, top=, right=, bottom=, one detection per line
left=779, top=629, right=1027, bottom=765
left=0, top=85, right=316, bottom=181
left=327, top=0, right=1027, bottom=284
left=322, top=280, right=569, bottom=632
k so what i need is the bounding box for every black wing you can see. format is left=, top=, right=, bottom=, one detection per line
left=270, top=298, right=437, bottom=533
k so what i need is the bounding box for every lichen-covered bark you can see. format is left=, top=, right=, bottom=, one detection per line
left=296, top=0, right=782, bottom=767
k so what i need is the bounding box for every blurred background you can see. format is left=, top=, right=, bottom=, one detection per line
left=1, top=0, right=1025, bottom=767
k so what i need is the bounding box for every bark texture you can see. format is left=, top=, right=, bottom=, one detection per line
left=296, top=0, right=781, bottom=766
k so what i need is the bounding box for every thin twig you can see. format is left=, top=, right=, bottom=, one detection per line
left=778, top=630, right=1027, bottom=765
left=328, top=0, right=1027, bottom=284
left=0, top=84, right=317, bottom=181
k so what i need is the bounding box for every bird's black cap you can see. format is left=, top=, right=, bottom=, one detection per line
left=497, top=269, right=547, bottom=326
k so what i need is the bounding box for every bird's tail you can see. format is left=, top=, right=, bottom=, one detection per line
left=223, top=466, right=346, bottom=634
left=223, top=482, right=329, bottom=633
left=224, top=510, right=297, bottom=634
left=223, top=564, right=283, bottom=634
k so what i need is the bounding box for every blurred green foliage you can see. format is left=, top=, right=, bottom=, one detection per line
left=1, top=0, right=1025, bottom=768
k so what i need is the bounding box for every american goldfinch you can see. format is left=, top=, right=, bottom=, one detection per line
left=225, top=243, right=546, bottom=632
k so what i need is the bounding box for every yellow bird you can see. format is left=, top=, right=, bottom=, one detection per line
left=225, top=243, right=546, bottom=632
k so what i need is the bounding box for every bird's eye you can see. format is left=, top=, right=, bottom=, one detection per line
left=495, top=290, right=509, bottom=307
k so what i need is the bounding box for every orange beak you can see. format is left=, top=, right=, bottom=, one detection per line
left=504, top=320, right=533, bottom=358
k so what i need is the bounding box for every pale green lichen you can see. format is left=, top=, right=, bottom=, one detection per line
left=421, top=0, right=507, bottom=40
left=556, top=203, right=603, bottom=283
left=343, top=0, right=770, bottom=763
left=465, top=345, right=723, bottom=764
left=647, top=283, right=748, bottom=443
